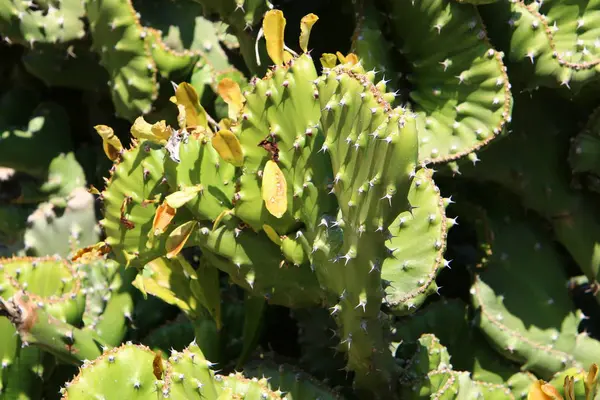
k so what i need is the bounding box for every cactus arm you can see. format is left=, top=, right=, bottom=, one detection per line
left=460, top=90, right=600, bottom=298
left=0, top=0, right=86, bottom=46
left=0, top=293, right=105, bottom=365
left=383, top=0, right=513, bottom=165
left=468, top=196, right=600, bottom=379
left=310, top=63, right=419, bottom=396
left=382, top=168, right=451, bottom=315
left=86, top=0, right=158, bottom=120
left=481, top=0, right=600, bottom=93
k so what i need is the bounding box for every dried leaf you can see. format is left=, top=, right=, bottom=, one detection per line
left=152, top=352, right=164, bottom=379
left=153, top=202, right=177, bottom=236
left=261, top=160, right=287, bottom=218
left=166, top=221, right=198, bottom=258
left=263, top=10, right=286, bottom=65
left=171, top=82, right=208, bottom=129
left=299, top=13, right=319, bottom=53
left=217, top=78, right=244, bottom=119
left=212, top=130, right=244, bottom=167
left=165, top=185, right=203, bottom=209
left=94, top=125, right=122, bottom=161
left=130, top=117, right=171, bottom=144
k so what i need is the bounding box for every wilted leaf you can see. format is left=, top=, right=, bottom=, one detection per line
left=166, top=221, right=198, bottom=258
left=217, top=78, right=244, bottom=119
left=263, top=10, right=286, bottom=65
left=299, top=13, right=319, bottom=53
left=165, top=185, right=203, bottom=209
left=94, top=125, right=122, bottom=161
left=153, top=202, right=177, bottom=236
left=212, top=130, right=244, bottom=167
left=130, top=117, right=171, bottom=144
left=261, top=160, right=287, bottom=218
left=171, top=82, right=208, bottom=129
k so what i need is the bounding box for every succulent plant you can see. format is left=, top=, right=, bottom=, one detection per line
left=3, top=0, right=600, bottom=399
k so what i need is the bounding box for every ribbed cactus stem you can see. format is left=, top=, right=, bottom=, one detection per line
left=1, top=293, right=106, bottom=365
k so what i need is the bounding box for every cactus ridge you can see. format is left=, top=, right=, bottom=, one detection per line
left=469, top=201, right=600, bottom=379
left=232, top=53, right=336, bottom=234
left=381, top=168, right=451, bottom=315
left=486, top=0, right=600, bottom=92
left=100, top=140, right=196, bottom=267
left=86, top=0, right=159, bottom=120
left=384, top=0, right=513, bottom=165
left=0, top=255, right=85, bottom=324
left=0, top=0, right=87, bottom=46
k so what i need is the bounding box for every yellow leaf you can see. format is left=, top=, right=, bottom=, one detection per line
left=262, top=160, right=287, bottom=218
left=166, top=221, right=198, bottom=258
left=165, top=185, right=203, bottom=209
left=263, top=224, right=282, bottom=245
left=130, top=117, right=171, bottom=144
left=345, top=53, right=359, bottom=65
left=263, top=10, right=286, bottom=66
left=171, top=82, right=208, bottom=130
left=320, top=53, right=337, bottom=69
left=528, top=380, right=564, bottom=400
left=217, top=78, right=244, bottom=119
left=587, top=363, right=599, bottom=400
left=299, top=13, right=319, bottom=53
left=94, top=125, right=122, bottom=161
left=153, top=202, right=177, bottom=236
left=212, top=130, right=244, bottom=167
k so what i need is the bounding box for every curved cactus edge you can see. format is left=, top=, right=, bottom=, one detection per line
left=471, top=275, right=579, bottom=368
left=0, top=255, right=81, bottom=305
left=513, top=1, right=600, bottom=76
left=421, top=6, right=513, bottom=166
left=385, top=169, right=452, bottom=309
left=91, top=0, right=160, bottom=114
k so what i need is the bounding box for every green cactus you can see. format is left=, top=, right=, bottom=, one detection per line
left=481, top=0, right=600, bottom=93
left=0, top=97, right=72, bottom=180
left=468, top=194, right=600, bottom=379
left=381, top=0, right=513, bottom=165
left=460, top=89, right=600, bottom=299
left=61, top=340, right=332, bottom=399
left=391, top=298, right=521, bottom=385
left=0, top=316, right=48, bottom=399
left=0, top=0, right=87, bottom=47
left=86, top=0, right=158, bottom=120
left=189, top=0, right=270, bottom=75
left=381, top=168, right=452, bottom=315
left=21, top=42, right=109, bottom=91
left=242, top=362, right=342, bottom=400
left=24, top=187, right=99, bottom=257
left=398, top=333, right=515, bottom=399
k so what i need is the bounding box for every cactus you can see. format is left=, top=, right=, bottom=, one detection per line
left=398, top=333, right=515, bottom=399
left=480, top=0, right=600, bottom=93
left=86, top=0, right=158, bottom=121
left=0, top=0, right=87, bottom=47
left=460, top=89, right=600, bottom=298
left=61, top=340, right=335, bottom=399
left=7, top=1, right=600, bottom=399
left=381, top=0, right=513, bottom=165
left=468, top=194, right=600, bottom=379
left=381, top=168, right=452, bottom=315
left=0, top=97, right=72, bottom=180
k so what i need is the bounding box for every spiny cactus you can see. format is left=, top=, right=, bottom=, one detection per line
left=60, top=341, right=336, bottom=399
left=0, top=0, right=87, bottom=47
left=5, top=0, right=600, bottom=399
